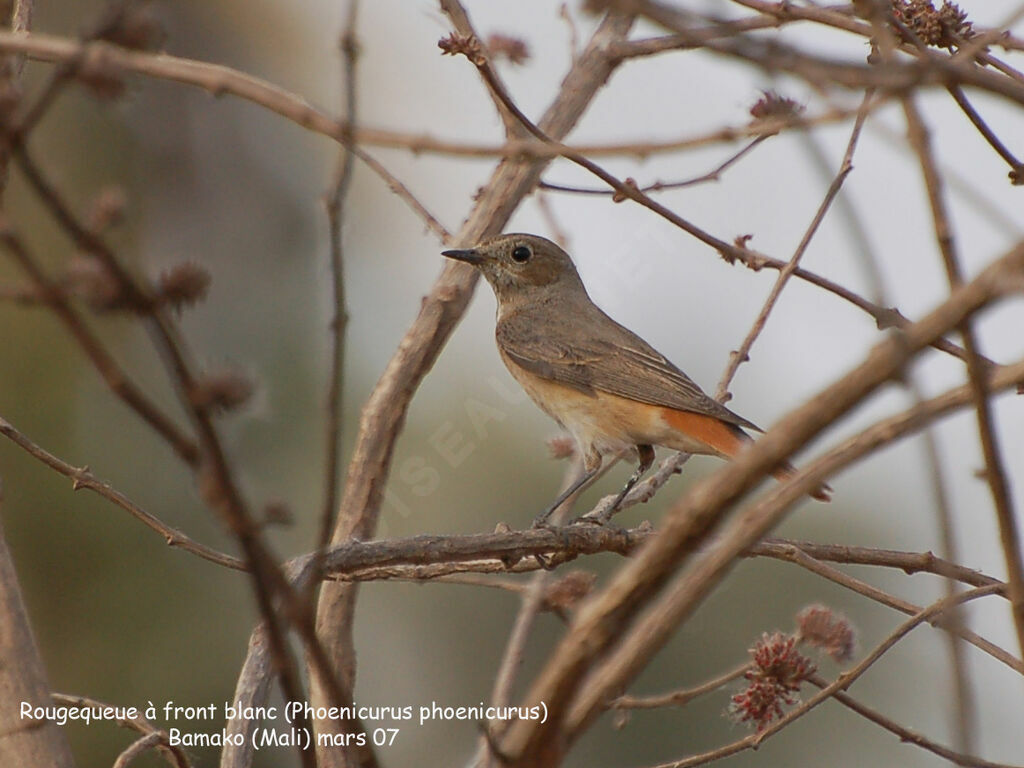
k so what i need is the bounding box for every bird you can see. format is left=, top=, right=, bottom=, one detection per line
left=442, top=233, right=831, bottom=526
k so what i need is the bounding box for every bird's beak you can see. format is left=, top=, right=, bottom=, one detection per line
left=442, top=248, right=484, bottom=266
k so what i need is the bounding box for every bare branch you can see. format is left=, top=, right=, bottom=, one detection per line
left=499, top=242, right=1024, bottom=764
left=902, top=97, right=1024, bottom=658
left=716, top=90, right=873, bottom=400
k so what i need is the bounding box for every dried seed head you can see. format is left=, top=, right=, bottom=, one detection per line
left=190, top=370, right=254, bottom=412
left=486, top=34, right=530, bottom=66
left=893, top=0, right=973, bottom=47
left=729, top=632, right=815, bottom=731
left=544, top=570, right=596, bottom=612
left=156, top=262, right=211, bottom=311
left=749, top=90, right=805, bottom=122
left=750, top=632, right=816, bottom=685
left=796, top=604, right=856, bottom=662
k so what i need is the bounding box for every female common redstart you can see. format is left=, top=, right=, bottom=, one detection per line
left=443, top=233, right=831, bottom=526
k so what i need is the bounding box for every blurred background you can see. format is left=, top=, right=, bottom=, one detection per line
left=1, top=1, right=1023, bottom=766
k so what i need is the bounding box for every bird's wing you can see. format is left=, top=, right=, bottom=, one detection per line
left=496, top=307, right=761, bottom=432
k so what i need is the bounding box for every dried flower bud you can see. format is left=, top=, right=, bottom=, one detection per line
left=190, top=370, right=254, bottom=412
left=438, top=33, right=486, bottom=66
left=796, top=605, right=856, bottom=662
left=544, top=570, right=596, bottom=612
left=156, top=262, right=211, bottom=311
left=749, top=90, right=805, bottom=122
left=486, top=34, right=530, bottom=66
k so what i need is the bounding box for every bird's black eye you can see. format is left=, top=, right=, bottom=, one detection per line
left=511, top=245, right=531, bottom=263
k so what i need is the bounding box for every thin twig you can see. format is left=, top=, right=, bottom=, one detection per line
left=797, top=120, right=978, bottom=750
left=715, top=90, right=873, bottom=400
left=946, top=84, right=1024, bottom=182
left=313, top=0, right=359, bottom=598
left=610, top=663, right=748, bottom=710
left=349, top=144, right=451, bottom=242
left=806, top=674, right=1017, bottom=768
left=0, top=414, right=243, bottom=570
left=448, top=48, right=1004, bottom=378
left=10, top=145, right=340, bottom=768
left=770, top=543, right=1019, bottom=674
left=0, top=31, right=914, bottom=160
left=902, top=97, right=1024, bottom=659
left=540, top=135, right=769, bottom=196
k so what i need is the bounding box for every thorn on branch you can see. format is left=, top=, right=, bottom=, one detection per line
left=71, top=465, right=93, bottom=491
left=438, top=32, right=486, bottom=66
left=611, top=177, right=638, bottom=203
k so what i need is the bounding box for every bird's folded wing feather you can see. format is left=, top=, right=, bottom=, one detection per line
left=497, top=308, right=760, bottom=432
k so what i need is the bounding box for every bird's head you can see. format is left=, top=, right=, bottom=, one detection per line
left=443, top=233, right=585, bottom=305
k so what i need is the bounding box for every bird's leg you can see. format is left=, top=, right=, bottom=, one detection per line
left=579, top=444, right=654, bottom=525
left=532, top=458, right=601, bottom=529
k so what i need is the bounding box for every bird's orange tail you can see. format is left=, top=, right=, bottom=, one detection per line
left=661, top=408, right=831, bottom=502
